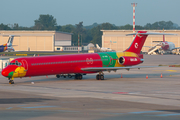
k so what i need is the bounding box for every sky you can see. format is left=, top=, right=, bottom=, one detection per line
left=1, top=0, right=180, bottom=27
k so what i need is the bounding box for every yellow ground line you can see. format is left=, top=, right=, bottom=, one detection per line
left=166, top=70, right=177, bottom=72
left=152, top=70, right=177, bottom=72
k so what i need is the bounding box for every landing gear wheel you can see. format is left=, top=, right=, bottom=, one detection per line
left=56, top=75, right=60, bottom=78
left=75, top=74, right=77, bottom=79
left=75, top=74, right=83, bottom=80
left=9, top=80, right=14, bottom=84
left=79, top=74, right=82, bottom=80
left=100, top=75, right=104, bottom=80
left=96, top=71, right=104, bottom=80
left=96, top=74, right=104, bottom=80
left=68, top=75, right=72, bottom=78
left=96, top=75, right=100, bottom=80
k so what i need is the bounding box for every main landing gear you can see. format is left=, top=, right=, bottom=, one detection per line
left=96, top=71, right=104, bottom=80
left=74, top=74, right=82, bottom=80
left=56, top=74, right=82, bottom=80
left=56, top=74, right=72, bottom=78
left=56, top=73, right=105, bottom=80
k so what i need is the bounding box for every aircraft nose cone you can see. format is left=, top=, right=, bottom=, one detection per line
left=1, top=69, right=9, bottom=77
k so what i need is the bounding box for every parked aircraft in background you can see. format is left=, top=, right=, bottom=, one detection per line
left=147, top=34, right=179, bottom=55
left=96, top=44, right=114, bottom=52
left=1, top=31, right=175, bottom=84
left=0, top=35, right=15, bottom=52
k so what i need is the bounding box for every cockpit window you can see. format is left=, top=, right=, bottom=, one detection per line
left=9, top=63, right=15, bottom=65
left=9, top=61, right=22, bottom=66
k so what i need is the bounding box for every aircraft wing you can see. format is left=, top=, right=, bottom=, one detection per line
left=171, top=47, right=180, bottom=50
left=152, top=41, right=163, bottom=43
left=143, top=46, right=153, bottom=48
left=81, top=66, right=158, bottom=72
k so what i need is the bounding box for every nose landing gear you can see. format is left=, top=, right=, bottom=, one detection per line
left=8, top=78, right=14, bottom=84
left=9, top=80, right=14, bottom=84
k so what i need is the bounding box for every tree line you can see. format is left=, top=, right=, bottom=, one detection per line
left=0, top=14, right=179, bottom=47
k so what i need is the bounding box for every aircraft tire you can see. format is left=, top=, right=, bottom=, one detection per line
left=100, top=75, right=104, bottom=80
left=9, top=80, right=14, bottom=84
left=96, top=75, right=100, bottom=80
left=79, top=74, right=82, bottom=80
left=75, top=74, right=78, bottom=80
left=56, top=75, right=60, bottom=78
left=96, top=74, right=104, bottom=80
left=75, top=74, right=82, bottom=80
left=68, top=75, right=72, bottom=78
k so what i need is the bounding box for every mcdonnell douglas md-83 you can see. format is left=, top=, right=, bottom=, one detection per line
left=0, top=35, right=15, bottom=52
left=1, top=31, right=175, bottom=84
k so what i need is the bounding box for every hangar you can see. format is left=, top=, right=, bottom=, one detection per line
left=101, top=30, right=180, bottom=52
left=0, top=31, right=72, bottom=51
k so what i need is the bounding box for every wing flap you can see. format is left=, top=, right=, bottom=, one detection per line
left=171, top=47, right=180, bottom=50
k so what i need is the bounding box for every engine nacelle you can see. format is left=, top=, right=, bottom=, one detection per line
left=118, top=56, right=143, bottom=66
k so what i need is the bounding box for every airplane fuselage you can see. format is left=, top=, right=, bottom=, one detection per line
left=2, top=51, right=142, bottom=79
left=0, top=44, right=8, bottom=52
left=161, top=42, right=175, bottom=51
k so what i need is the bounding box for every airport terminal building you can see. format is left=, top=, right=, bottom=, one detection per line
left=101, top=30, right=180, bottom=52
left=0, top=31, right=72, bottom=52
left=1, top=30, right=180, bottom=53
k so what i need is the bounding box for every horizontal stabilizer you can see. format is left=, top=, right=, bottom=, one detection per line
left=152, top=41, right=164, bottom=43
left=143, top=46, right=154, bottom=48
left=2, top=35, right=20, bottom=37
left=127, top=32, right=177, bottom=36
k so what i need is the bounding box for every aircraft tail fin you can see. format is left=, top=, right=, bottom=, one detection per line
left=96, top=44, right=101, bottom=49
left=7, top=35, right=14, bottom=47
left=125, top=31, right=176, bottom=54
left=163, top=35, right=165, bottom=42
left=125, top=31, right=148, bottom=54
left=163, top=29, right=165, bottom=42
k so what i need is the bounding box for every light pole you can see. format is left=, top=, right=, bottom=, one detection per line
left=78, top=34, right=79, bottom=53
left=81, top=34, right=83, bottom=51
left=131, top=3, right=137, bottom=35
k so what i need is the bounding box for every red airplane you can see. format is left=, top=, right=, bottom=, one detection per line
left=147, top=34, right=179, bottom=55
left=156, top=35, right=179, bottom=52
left=1, top=31, right=173, bottom=84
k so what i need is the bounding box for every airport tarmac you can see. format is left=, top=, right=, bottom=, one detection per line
left=0, top=55, right=180, bottom=120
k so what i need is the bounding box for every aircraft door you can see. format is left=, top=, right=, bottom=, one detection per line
left=21, top=59, right=28, bottom=71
